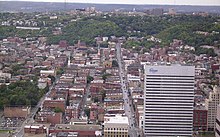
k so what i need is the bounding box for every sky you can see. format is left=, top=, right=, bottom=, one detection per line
left=1, top=0, right=220, bottom=6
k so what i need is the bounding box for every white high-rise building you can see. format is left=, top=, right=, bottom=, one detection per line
left=144, top=65, right=195, bottom=137
left=216, top=105, right=220, bottom=137
left=206, top=86, right=220, bottom=130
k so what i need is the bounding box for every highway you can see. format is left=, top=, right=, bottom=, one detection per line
left=13, top=77, right=59, bottom=137
left=116, top=43, right=140, bottom=137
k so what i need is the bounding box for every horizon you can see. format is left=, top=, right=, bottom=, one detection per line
left=1, top=0, right=220, bottom=6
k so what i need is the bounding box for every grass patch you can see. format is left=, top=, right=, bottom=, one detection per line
left=0, top=130, right=11, bottom=133
left=198, top=131, right=215, bottom=137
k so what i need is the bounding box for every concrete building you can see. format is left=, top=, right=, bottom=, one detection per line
left=216, top=105, right=220, bottom=137
left=104, top=114, right=129, bottom=137
left=151, top=8, right=164, bottom=16
left=206, top=86, right=220, bottom=130
left=144, top=65, right=195, bottom=137
left=168, top=8, right=176, bottom=15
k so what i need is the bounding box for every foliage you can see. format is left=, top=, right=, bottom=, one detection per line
left=0, top=80, right=45, bottom=109
left=102, top=73, right=111, bottom=82
left=10, top=63, right=25, bottom=76
left=1, top=13, right=220, bottom=52
left=56, top=68, right=64, bottom=75
left=112, top=60, right=119, bottom=67
left=47, top=19, right=123, bottom=45
left=54, top=107, right=63, bottom=113
left=84, top=108, right=90, bottom=118
left=87, top=75, right=94, bottom=84
left=0, top=26, right=41, bottom=39
left=101, top=90, right=106, bottom=102
left=94, top=97, right=99, bottom=103
left=194, top=47, right=217, bottom=57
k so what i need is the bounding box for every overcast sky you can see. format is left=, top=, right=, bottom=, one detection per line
left=1, top=0, right=220, bottom=6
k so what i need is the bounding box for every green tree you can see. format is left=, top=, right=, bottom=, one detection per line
left=112, top=60, right=119, bottom=67
left=54, top=107, right=63, bottom=113
left=84, top=108, right=90, bottom=118
left=87, top=76, right=94, bottom=84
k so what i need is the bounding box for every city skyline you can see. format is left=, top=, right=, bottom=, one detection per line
left=1, top=0, right=220, bottom=6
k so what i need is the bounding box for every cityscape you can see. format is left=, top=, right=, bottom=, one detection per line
left=0, top=0, right=220, bottom=137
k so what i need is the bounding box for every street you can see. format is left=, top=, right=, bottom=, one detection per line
left=116, top=43, right=140, bottom=137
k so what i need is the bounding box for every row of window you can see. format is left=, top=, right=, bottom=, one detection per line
left=146, top=80, right=194, bottom=83
left=144, top=128, right=192, bottom=131
left=105, top=128, right=128, bottom=131
left=145, top=96, right=194, bottom=98
left=146, top=75, right=194, bottom=78
left=145, top=114, right=192, bottom=117
left=145, top=88, right=194, bottom=91
left=104, top=134, right=128, bottom=137
left=146, top=83, right=194, bottom=86
left=146, top=86, right=194, bottom=89
left=145, top=103, right=193, bottom=106
left=145, top=100, right=194, bottom=103
left=145, top=117, right=192, bottom=120
left=144, top=123, right=192, bottom=126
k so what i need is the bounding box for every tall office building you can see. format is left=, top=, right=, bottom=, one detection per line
left=206, top=86, right=220, bottom=130
left=216, top=105, right=220, bottom=137
left=144, top=65, right=195, bottom=137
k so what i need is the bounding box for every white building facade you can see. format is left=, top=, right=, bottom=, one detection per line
left=206, top=86, right=220, bottom=130
left=144, top=65, right=195, bottom=137
left=216, top=105, right=220, bottom=137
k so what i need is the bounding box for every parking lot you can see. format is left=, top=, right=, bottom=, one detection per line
left=0, top=111, right=24, bottom=128
left=1, top=118, right=24, bottom=128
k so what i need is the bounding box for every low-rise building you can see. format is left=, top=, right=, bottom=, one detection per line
left=24, top=124, right=47, bottom=134
left=49, top=124, right=101, bottom=137
left=104, top=114, right=129, bottom=137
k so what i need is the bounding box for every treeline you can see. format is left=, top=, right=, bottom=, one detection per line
left=0, top=80, right=48, bottom=109
left=0, top=26, right=41, bottom=39
left=47, top=19, right=123, bottom=45
left=47, top=15, right=220, bottom=47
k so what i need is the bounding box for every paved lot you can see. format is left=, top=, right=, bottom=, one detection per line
left=24, top=133, right=46, bottom=137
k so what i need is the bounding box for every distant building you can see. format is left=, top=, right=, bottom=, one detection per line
left=144, top=65, right=195, bottom=136
left=104, top=114, right=129, bottom=137
left=40, top=70, right=56, bottom=77
left=50, top=16, right=58, bottom=19
left=216, top=105, right=220, bottom=137
left=151, top=8, right=164, bottom=16
left=168, top=8, right=176, bottom=15
left=206, top=86, right=220, bottom=130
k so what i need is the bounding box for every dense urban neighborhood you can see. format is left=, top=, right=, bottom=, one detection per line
left=0, top=4, right=220, bottom=137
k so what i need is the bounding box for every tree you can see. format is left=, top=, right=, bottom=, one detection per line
left=102, top=73, right=111, bottom=83
left=84, top=108, right=90, bottom=118
left=112, top=60, right=119, bottom=67
left=87, top=76, right=94, bottom=84
left=54, top=107, right=63, bottom=113
left=0, top=80, right=42, bottom=109
left=94, top=97, right=99, bottom=103
left=56, top=68, right=64, bottom=75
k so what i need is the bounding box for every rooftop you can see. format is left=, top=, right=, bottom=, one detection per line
left=104, top=114, right=129, bottom=124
